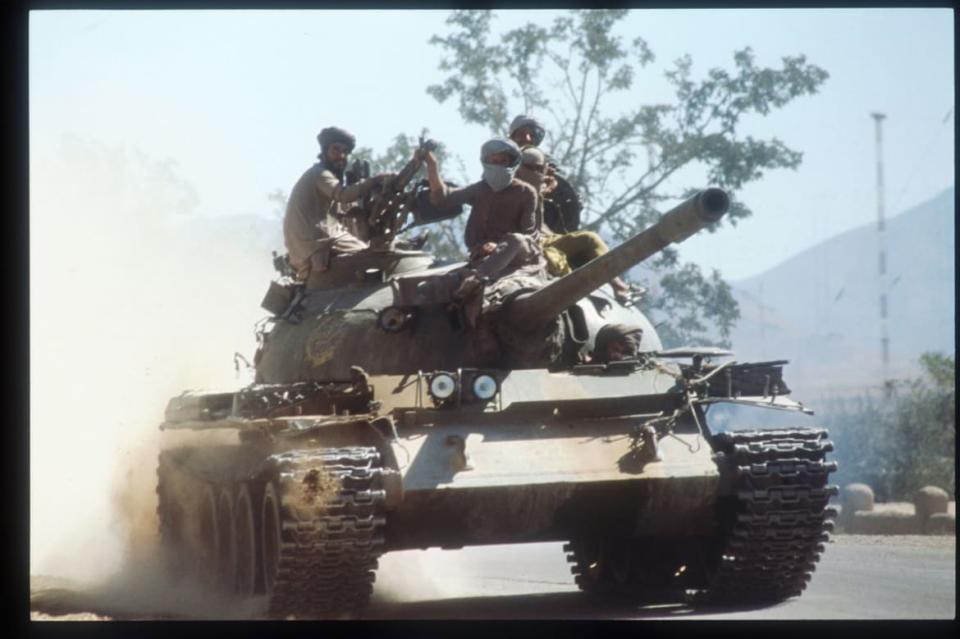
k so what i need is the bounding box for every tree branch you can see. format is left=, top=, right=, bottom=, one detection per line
left=585, top=155, right=681, bottom=232
left=575, top=65, right=606, bottom=188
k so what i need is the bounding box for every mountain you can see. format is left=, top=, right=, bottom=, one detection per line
left=728, top=187, right=955, bottom=400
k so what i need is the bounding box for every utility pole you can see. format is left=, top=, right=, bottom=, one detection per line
left=870, top=112, right=892, bottom=397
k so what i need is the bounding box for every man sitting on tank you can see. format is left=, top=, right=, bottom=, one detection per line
left=508, top=114, right=560, bottom=204
left=513, top=145, right=637, bottom=304
left=283, top=126, right=396, bottom=280
left=423, top=138, right=542, bottom=300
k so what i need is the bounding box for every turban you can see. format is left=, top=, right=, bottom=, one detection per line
left=508, top=115, right=546, bottom=146
left=520, top=147, right=547, bottom=169
left=480, top=138, right=521, bottom=166
left=317, top=126, right=356, bottom=152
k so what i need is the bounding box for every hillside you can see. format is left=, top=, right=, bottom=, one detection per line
left=728, top=187, right=955, bottom=399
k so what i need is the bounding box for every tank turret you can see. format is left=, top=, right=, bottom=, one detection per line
left=254, top=188, right=729, bottom=381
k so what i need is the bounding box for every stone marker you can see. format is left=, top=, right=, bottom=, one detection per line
left=926, top=512, right=956, bottom=535
left=843, top=483, right=875, bottom=512
left=914, top=486, right=950, bottom=533
left=840, top=483, right=875, bottom=529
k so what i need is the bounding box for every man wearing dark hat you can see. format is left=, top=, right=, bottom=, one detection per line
left=515, top=146, right=637, bottom=304
left=509, top=113, right=590, bottom=233
left=592, top=324, right=645, bottom=363
left=283, top=126, right=395, bottom=279
left=423, top=137, right=541, bottom=299
left=508, top=114, right=547, bottom=149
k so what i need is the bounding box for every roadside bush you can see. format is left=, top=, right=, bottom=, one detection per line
left=821, top=352, right=955, bottom=501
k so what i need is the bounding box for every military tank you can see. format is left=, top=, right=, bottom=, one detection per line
left=156, top=151, right=838, bottom=618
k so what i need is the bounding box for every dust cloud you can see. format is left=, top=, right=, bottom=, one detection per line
left=371, top=549, right=450, bottom=606
left=29, top=134, right=472, bottom=619
left=30, top=134, right=274, bottom=615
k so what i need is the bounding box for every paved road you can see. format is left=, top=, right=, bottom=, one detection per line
left=30, top=535, right=954, bottom=620
left=365, top=535, right=955, bottom=620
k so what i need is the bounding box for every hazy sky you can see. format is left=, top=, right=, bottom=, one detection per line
left=30, top=8, right=953, bottom=280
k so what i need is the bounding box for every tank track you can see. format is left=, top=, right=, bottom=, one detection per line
left=562, top=427, right=838, bottom=605
left=156, top=445, right=388, bottom=619
left=706, top=427, right=839, bottom=602
left=264, top=446, right=388, bottom=619
left=563, top=540, right=602, bottom=595
left=155, top=452, right=182, bottom=569
left=562, top=538, right=683, bottom=600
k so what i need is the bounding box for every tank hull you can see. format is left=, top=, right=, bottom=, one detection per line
left=385, top=421, right=718, bottom=550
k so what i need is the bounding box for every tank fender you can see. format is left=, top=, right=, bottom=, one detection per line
left=282, top=416, right=404, bottom=509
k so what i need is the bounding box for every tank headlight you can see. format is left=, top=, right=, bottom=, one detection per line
left=471, top=374, right=498, bottom=401
left=429, top=373, right=457, bottom=400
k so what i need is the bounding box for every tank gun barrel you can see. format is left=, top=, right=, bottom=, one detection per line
left=508, top=188, right=730, bottom=326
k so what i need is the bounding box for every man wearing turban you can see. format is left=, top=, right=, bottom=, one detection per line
left=509, top=113, right=584, bottom=232
left=423, top=138, right=542, bottom=300
left=283, top=126, right=396, bottom=279
left=513, top=144, right=638, bottom=304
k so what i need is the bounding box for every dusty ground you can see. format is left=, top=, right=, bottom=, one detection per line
left=30, top=576, right=108, bottom=621
left=31, top=612, right=111, bottom=621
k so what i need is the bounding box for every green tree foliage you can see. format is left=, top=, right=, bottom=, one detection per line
left=427, top=9, right=828, bottom=346
left=824, top=353, right=956, bottom=500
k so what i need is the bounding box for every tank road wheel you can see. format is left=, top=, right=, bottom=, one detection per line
left=216, top=487, right=237, bottom=592
left=234, top=482, right=260, bottom=597
left=260, top=481, right=284, bottom=600
left=565, top=538, right=706, bottom=603
left=703, top=427, right=839, bottom=604
left=196, top=483, right=220, bottom=587
left=564, top=539, right=626, bottom=596
left=156, top=452, right=187, bottom=576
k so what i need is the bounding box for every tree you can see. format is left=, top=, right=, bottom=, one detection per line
left=426, top=9, right=829, bottom=346
left=886, top=352, right=956, bottom=497
left=824, top=352, right=956, bottom=500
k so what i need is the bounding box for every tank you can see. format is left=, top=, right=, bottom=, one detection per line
left=156, top=170, right=838, bottom=618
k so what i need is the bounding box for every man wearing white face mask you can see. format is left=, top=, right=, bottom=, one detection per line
left=424, top=138, right=541, bottom=299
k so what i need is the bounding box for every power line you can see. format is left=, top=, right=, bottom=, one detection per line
left=889, top=106, right=954, bottom=216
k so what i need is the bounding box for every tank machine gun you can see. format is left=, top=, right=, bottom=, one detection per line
left=158, top=183, right=837, bottom=618
left=363, top=136, right=438, bottom=250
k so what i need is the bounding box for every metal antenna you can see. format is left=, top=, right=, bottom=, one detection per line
left=870, top=112, right=891, bottom=397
